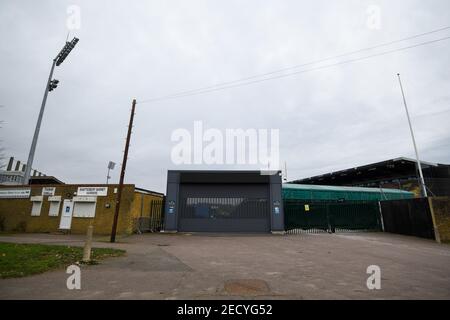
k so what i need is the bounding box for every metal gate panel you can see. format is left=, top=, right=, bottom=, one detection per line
left=380, top=198, right=435, bottom=239
left=178, top=184, right=270, bottom=232
left=136, top=199, right=165, bottom=233
left=284, top=200, right=381, bottom=234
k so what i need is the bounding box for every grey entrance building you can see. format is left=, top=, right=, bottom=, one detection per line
left=164, top=170, right=284, bottom=233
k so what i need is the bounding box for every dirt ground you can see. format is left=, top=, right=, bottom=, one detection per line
left=0, top=232, right=449, bottom=299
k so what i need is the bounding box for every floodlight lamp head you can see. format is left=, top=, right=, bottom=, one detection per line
left=55, top=37, right=79, bottom=66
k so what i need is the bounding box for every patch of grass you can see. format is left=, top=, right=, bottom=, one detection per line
left=0, top=243, right=125, bottom=279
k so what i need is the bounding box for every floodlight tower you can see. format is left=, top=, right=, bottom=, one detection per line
left=106, top=161, right=116, bottom=184
left=23, top=37, right=79, bottom=185
left=397, top=73, right=428, bottom=197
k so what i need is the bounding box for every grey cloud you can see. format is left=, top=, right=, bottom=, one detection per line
left=1, top=0, right=449, bottom=192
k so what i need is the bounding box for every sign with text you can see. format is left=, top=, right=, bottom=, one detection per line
left=42, top=187, right=56, bottom=196
left=77, top=187, right=108, bottom=196
left=0, top=189, right=31, bottom=198
left=73, top=196, right=97, bottom=202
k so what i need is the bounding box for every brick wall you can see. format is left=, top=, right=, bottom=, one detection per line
left=0, top=184, right=162, bottom=235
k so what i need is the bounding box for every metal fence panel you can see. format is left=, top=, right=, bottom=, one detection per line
left=284, top=200, right=381, bottom=234
left=380, top=198, right=435, bottom=239
left=136, top=199, right=165, bottom=233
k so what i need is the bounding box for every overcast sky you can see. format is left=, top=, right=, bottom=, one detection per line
left=1, top=0, right=449, bottom=193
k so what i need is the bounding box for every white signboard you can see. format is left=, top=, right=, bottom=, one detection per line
left=77, top=187, right=108, bottom=196
left=0, top=189, right=31, bottom=199
left=30, top=196, right=43, bottom=202
left=42, top=187, right=56, bottom=196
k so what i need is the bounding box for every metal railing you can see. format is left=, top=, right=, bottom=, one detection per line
left=284, top=200, right=382, bottom=235
left=179, top=197, right=269, bottom=219
left=135, top=199, right=165, bottom=233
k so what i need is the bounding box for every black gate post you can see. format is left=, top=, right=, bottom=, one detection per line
left=160, top=196, right=166, bottom=231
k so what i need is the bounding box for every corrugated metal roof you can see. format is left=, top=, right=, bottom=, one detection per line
left=282, top=183, right=414, bottom=201
left=289, top=157, right=441, bottom=184
left=282, top=183, right=412, bottom=194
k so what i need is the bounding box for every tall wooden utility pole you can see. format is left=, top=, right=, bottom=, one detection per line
left=110, top=99, right=136, bottom=242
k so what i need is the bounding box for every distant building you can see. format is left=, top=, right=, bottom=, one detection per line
left=0, top=156, right=64, bottom=185
left=289, top=157, right=450, bottom=197
left=164, top=170, right=284, bottom=233
left=0, top=157, right=165, bottom=236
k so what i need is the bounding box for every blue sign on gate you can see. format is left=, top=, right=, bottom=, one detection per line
left=168, top=200, right=175, bottom=214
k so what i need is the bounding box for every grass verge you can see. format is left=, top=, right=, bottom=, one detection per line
left=0, top=242, right=125, bottom=279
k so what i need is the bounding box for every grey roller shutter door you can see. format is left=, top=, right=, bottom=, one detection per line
left=178, top=184, right=270, bottom=232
